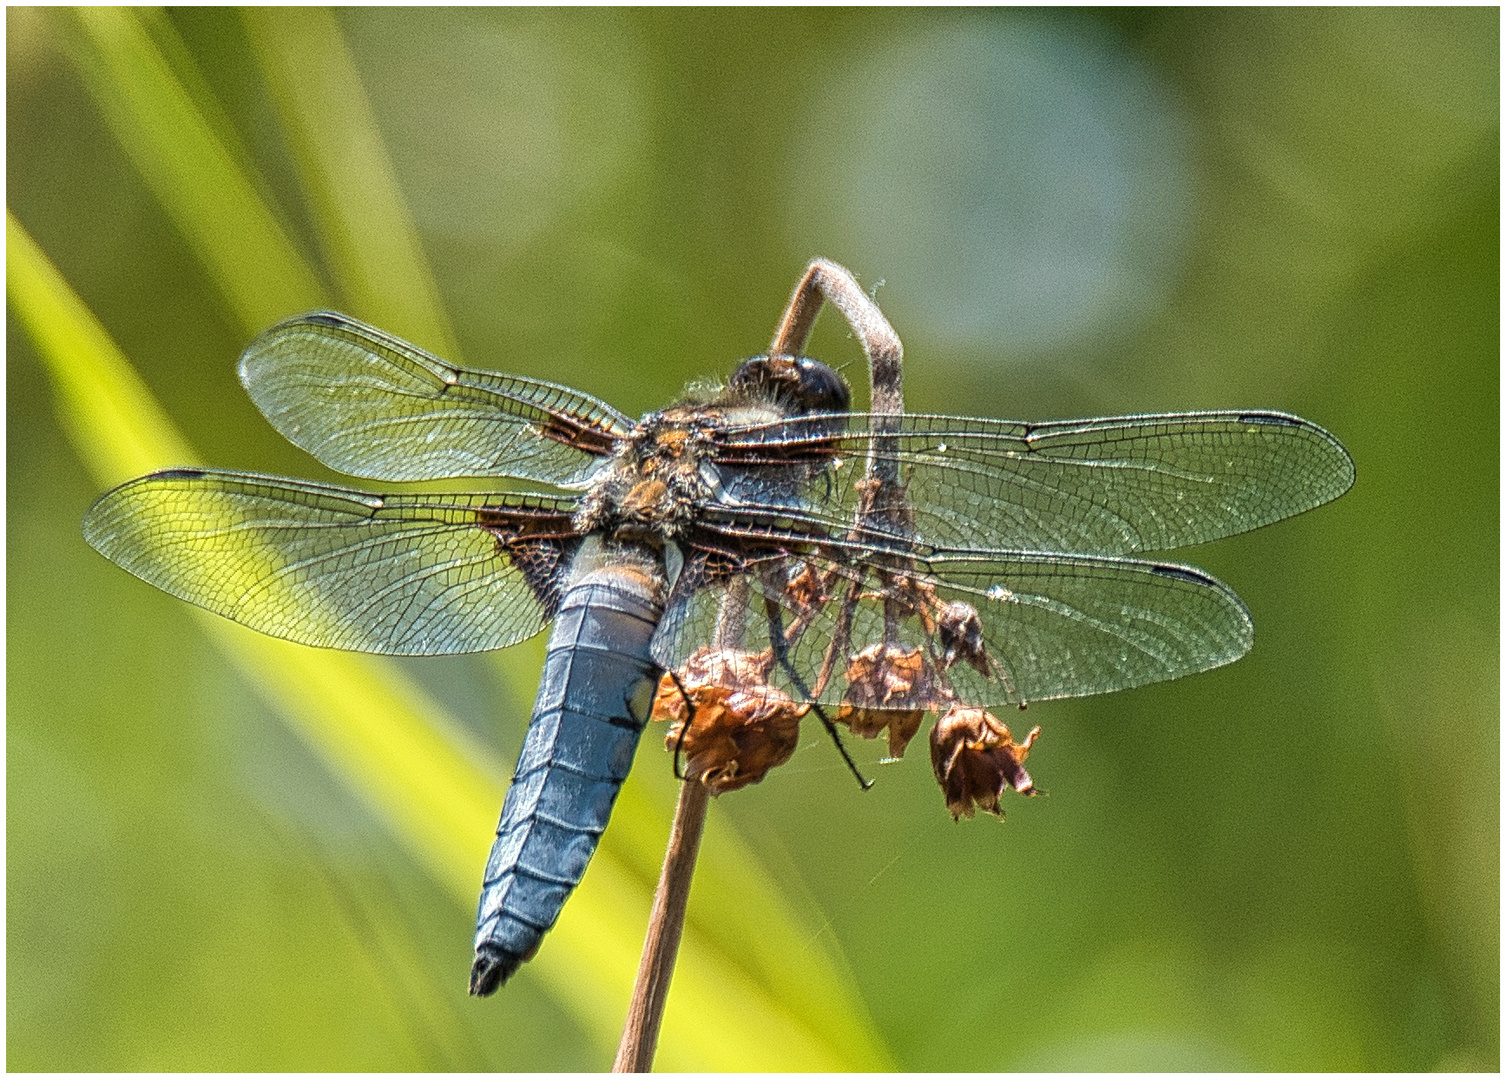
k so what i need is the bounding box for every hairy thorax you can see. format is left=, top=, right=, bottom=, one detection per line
left=574, top=404, right=757, bottom=542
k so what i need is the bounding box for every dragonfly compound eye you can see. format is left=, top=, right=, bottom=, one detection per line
left=792, top=357, right=851, bottom=414
left=731, top=355, right=851, bottom=415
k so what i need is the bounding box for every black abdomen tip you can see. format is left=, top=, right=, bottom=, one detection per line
left=469, top=946, right=522, bottom=997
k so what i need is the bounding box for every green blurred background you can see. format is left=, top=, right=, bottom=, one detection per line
left=8, top=7, right=1497, bottom=1071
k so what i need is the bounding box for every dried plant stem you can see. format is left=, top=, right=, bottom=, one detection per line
left=614, top=260, right=903, bottom=1070
left=612, top=776, right=711, bottom=1073
left=769, top=257, right=904, bottom=420
left=770, top=259, right=905, bottom=535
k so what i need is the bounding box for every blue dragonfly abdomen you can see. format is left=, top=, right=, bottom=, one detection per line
left=470, top=559, right=665, bottom=996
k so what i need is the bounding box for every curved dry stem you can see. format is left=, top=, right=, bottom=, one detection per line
left=615, top=258, right=908, bottom=1071
left=769, top=257, right=904, bottom=420
left=612, top=777, right=711, bottom=1072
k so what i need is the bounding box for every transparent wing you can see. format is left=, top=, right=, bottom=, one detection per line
left=654, top=537, right=1252, bottom=707
left=82, top=469, right=582, bottom=655
left=713, top=411, right=1355, bottom=555
left=904, top=552, right=1251, bottom=704
left=239, top=312, right=631, bottom=486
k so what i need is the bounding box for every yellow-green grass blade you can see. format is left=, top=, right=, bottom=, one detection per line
left=132, top=7, right=292, bottom=246
left=6, top=208, right=195, bottom=479
left=9, top=211, right=890, bottom=1069
left=242, top=7, right=461, bottom=361
left=54, top=7, right=328, bottom=334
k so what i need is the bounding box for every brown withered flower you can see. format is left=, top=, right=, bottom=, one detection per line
left=929, top=705, right=1041, bottom=820
left=783, top=562, right=827, bottom=618
left=651, top=648, right=808, bottom=794
left=650, top=646, right=775, bottom=723
left=936, top=600, right=990, bottom=676
left=838, top=643, right=930, bottom=758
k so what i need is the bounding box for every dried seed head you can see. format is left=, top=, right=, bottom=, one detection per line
left=652, top=648, right=807, bottom=793
left=783, top=562, right=826, bottom=616
left=683, top=647, right=774, bottom=693
left=937, top=600, right=990, bottom=676
left=838, top=643, right=929, bottom=757
left=929, top=705, right=1041, bottom=820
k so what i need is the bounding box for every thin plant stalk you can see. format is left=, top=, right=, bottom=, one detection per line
left=611, top=260, right=904, bottom=1071
left=612, top=777, right=711, bottom=1072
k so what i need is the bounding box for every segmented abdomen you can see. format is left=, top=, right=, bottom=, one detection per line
left=470, top=567, right=663, bottom=996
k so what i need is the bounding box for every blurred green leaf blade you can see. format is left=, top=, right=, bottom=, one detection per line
left=56, top=6, right=327, bottom=332
left=243, top=7, right=461, bottom=359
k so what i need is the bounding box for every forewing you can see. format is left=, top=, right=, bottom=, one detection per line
left=83, top=469, right=581, bottom=655
left=714, top=411, right=1355, bottom=555
left=239, top=312, right=631, bottom=486
left=654, top=537, right=1251, bottom=707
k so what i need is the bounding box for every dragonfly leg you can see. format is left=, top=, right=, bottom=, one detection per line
left=667, top=668, right=697, bottom=781
left=759, top=582, right=873, bottom=791
left=808, top=699, right=874, bottom=792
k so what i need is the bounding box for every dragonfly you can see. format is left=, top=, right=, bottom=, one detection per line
left=81, top=260, right=1354, bottom=997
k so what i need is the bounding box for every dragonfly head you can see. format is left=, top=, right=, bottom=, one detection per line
left=730, top=355, right=850, bottom=415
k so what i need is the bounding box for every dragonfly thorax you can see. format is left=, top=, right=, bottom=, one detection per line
left=573, top=412, right=723, bottom=542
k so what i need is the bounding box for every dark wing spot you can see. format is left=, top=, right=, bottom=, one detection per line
left=1237, top=411, right=1301, bottom=428
left=1148, top=563, right=1218, bottom=587
left=477, top=508, right=583, bottom=616
left=539, top=416, right=618, bottom=455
